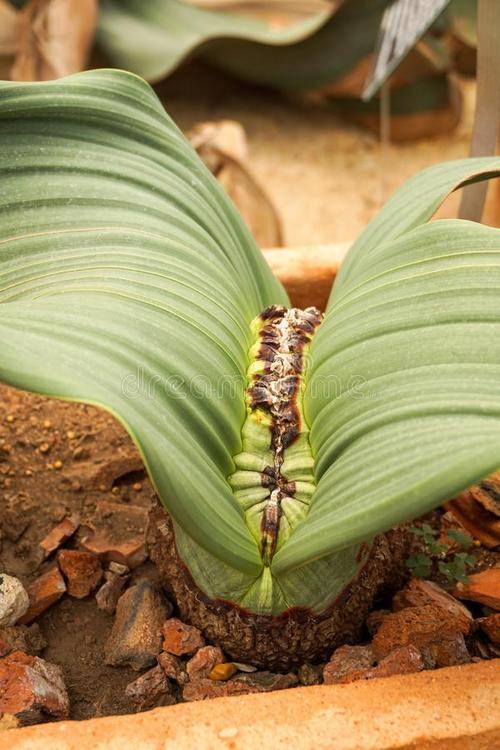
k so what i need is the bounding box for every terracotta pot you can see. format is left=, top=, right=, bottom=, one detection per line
left=2, top=660, right=499, bottom=749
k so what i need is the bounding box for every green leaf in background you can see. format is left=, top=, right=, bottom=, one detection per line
left=0, top=69, right=499, bottom=616
left=97, top=0, right=337, bottom=86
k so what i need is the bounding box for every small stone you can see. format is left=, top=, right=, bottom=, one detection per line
left=0, top=575, right=29, bottom=627
left=234, top=671, right=298, bottom=692
left=186, top=645, right=224, bottom=682
left=298, top=663, right=322, bottom=686
left=365, top=609, right=391, bottom=637
left=323, top=643, right=424, bottom=685
left=232, top=662, right=257, bottom=673
left=162, top=618, right=205, bottom=657
left=108, top=561, right=129, bottom=576
left=80, top=502, right=148, bottom=569
left=478, top=613, right=500, bottom=645
left=104, top=581, right=169, bottom=670
left=19, top=567, right=66, bottom=624
left=158, top=651, right=188, bottom=686
left=393, top=579, right=472, bottom=634
left=453, top=568, right=500, bottom=611
left=39, top=516, right=79, bottom=559
left=367, top=646, right=425, bottom=680
left=95, top=568, right=129, bottom=614
left=209, top=662, right=238, bottom=681
left=323, top=645, right=375, bottom=685
left=0, top=624, right=46, bottom=657
left=372, top=604, right=470, bottom=661
left=422, top=631, right=470, bottom=668
left=183, top=678, right=251, bottom=702
left=183, top=671, right=297, bottom=702
left=57, top=550, right=102, bottom=599
left=124, top=665, right=175, bottom=712
left=0, top=651, right=69, bottom=726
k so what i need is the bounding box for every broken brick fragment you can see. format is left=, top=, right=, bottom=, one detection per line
left=57, top=549, right=102, bottom=599
left=453, top=568, right=500, bottom=611
left=0, top=651, right=69, bottom=725
left=392, top=579, right=472, bottom=634
left=18, top=567, right=66, bottom=625
left=39, top=516, right=79, bottom=559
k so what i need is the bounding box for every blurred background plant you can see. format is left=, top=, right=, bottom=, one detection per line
left=0, top=0, right=486, bottom=245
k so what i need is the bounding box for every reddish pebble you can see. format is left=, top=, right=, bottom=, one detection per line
left=479, top=613, right=500, bottom=645
left=57, top=550, right=103, bottom=599
left=39, top=516, right=80, bottom=559
left=162, top=618, right=205, bottom=656
left=453, top=568, right=500, bottom=611
left=19, top=567, right=66, bottom=625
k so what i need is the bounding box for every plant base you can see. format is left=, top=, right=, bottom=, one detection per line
left=147, top=503, right=411, bottom=670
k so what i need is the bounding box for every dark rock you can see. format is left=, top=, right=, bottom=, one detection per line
left=104, top=581, right=169, bottom=670
left=421, top=631, right=470, bottom=668
left=478, top=613, right=500, bottom=645
left=124, top=665, right=175, bottom=712
left=298, top=663, right=322, bottom=686
left=158, top=651, right=188, bottom=686
left=324, top=644, right=424, bottom=684
left=370, top=646, right=425, bottom=679
left=183, top=670, right=298, bottom=702
left=234, top=671, right=298, bottom=692
left=323, top=645, right=375, bottom=684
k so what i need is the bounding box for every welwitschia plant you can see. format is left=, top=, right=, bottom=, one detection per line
left=0, top=70, right=499, bottom=665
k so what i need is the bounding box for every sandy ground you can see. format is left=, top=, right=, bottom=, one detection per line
left=155, top=66, right=494, bottom=248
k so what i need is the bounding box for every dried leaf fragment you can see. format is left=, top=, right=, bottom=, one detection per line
left=11, top=0, right=98, bottom=82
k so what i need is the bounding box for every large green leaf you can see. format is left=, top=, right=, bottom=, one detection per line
left=0, top=68, right=287, bottom=581
left=274, top=159, right=500, bottom=574
left=97, top=0, right=391, bottom=90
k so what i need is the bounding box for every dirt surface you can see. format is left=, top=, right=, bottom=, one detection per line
left=1, top=66, right=499, bottom=723
left=0, top=387, right=157, bottom=719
